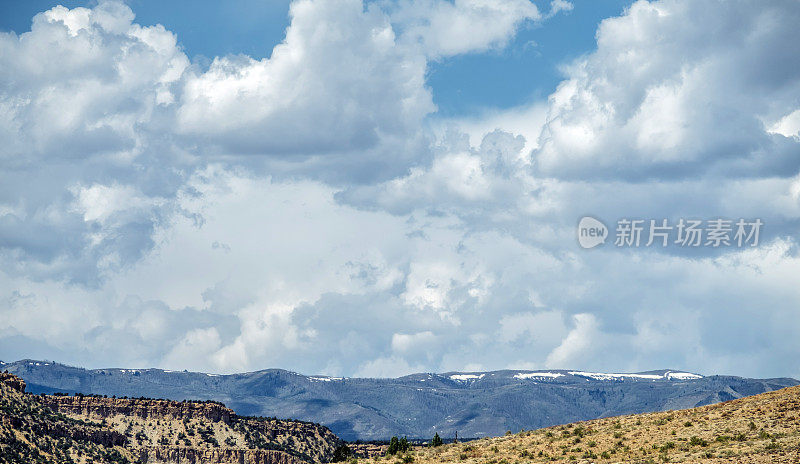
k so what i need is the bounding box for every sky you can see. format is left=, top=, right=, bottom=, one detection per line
left=0, top=0, right=799, bottom=379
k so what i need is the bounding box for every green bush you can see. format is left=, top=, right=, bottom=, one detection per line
left=333, top=444, right=352, bottom=462
left=689, top=436, right=708, bottom=447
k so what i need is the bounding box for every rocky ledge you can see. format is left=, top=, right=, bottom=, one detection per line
left=136, top=446, right=306, bottom=464
left=40, top=394, right=233, bottom=424
left=0, top=372, right=26, bottom=393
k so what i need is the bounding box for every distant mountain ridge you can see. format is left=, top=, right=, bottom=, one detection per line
left=3, top=359, right=797, bottom=441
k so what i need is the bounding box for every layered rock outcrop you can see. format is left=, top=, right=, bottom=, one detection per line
left=2, top=372, right=343, bottom=464
left=136, top=446, right=306, bottom=464
left=40, top=395, right=232, bottom=424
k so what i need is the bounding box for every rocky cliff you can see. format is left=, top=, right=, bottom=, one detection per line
left=1, top=373, right=132, bottom=463
left=0, top=373, right=342, bottom=464
left=137, top=447, right=306, bottom=464
left=40, top=395, right=233, bottom=424
left=0, top=373, right=25, bottom=394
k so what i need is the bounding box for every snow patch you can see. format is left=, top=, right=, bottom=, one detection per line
left=568, top=371, right=702, bottom=381
left=309, top=376, right=343, bottom=382
left=514, top=372, right=564, bottom=380
left=450, top=374, right=485, bottom=382
left=665, top=371, right=703, bottom=380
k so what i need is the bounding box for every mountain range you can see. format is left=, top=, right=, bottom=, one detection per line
left=3, top=360, right=796, bottom=441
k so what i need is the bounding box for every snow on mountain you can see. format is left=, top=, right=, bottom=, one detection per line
left=449, top=373, right=485, bottom=382
left=568, top=370, right=702, bottom=381
left=664, top=371, right=703, bottom=380
left=309, top=376, right=344, bottom=382
left=513, top=372, right=565, bottom=380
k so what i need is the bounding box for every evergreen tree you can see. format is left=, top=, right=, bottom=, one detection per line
left=387, top=436, right=410, bottom=455
left=430, top=433, right=443, bottom=447
left=399, top=436, right=410, bottom=452
left=387, top=436, right=400, bottom=455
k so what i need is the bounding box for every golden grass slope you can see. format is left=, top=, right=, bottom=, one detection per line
left=387, top=385, right=800, bottom=463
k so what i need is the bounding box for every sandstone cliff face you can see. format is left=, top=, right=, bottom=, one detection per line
left=137, top=446, right=307, bottom=464
left=41, top=395, right=233, bottom=424
left=1, top=373, right=343, bottom=464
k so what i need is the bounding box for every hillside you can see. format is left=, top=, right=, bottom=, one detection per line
left=404, top=384, right=800, bottom=463
left=4, top=360, right=797, bottom=440
left=0, top=373, right=344, bottom=464
left=0, top=373, right=129, bottom=463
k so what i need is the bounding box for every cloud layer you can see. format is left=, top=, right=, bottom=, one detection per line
left=1, top=0, right=800, bottom=380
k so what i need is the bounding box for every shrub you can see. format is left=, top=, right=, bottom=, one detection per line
left=333, top=445, right=352, bottom=462
left=765, top=439, right=781, bottom=451
left=689, top=436, right=708, bottom=447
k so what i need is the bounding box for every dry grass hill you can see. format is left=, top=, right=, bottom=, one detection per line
left=381, top=385, right=800, bottom=463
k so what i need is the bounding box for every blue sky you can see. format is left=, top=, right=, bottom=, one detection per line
left=426, top=1, right=631, bottom=114
left=1, top=0, right=799, bottom=380
left=0, top=0, right=632, bottom=115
